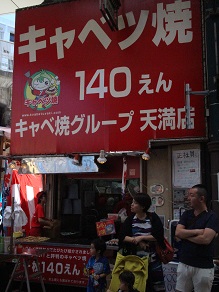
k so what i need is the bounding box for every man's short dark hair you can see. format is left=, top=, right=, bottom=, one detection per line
left=191, top=184, right=208, bottom=202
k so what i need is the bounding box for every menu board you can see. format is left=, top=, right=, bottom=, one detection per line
left=172, top=149, right=201, bottom=188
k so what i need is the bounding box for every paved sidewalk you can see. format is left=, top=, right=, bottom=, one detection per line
left=11, top=282, right=86, bottom=292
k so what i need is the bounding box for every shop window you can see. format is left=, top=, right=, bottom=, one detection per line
left=0, top=31, right=4, bottom=40
left=8, top=59, right=13, bottom=71
left=9, top=33, right=14, bottom=42
left=0, top=56, right=8, bottom=70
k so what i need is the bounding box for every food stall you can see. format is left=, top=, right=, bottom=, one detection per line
left=13, top=238, right=116, bottom=288
left=2, top=154, right=140, bottom=288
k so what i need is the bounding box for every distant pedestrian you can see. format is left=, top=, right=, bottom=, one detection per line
left=85, top=238, right=110, bottom=292
left=175, top=184, right=219, bottom=292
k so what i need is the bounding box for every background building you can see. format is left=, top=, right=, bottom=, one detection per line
left=0, top=14, right=14, bottom=127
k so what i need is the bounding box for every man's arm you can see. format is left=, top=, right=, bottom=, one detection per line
left=187, top=228, right=217, bottom=245
left=175, top=224, right=204, bottom=239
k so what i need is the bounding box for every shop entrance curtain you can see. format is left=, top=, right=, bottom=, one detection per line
left=5, top=169, right=43, bottom=234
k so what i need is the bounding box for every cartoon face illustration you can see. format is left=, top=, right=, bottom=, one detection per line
left=24, top=69, right=60, bottom=110
left=31, top=75, right=51, bottom=91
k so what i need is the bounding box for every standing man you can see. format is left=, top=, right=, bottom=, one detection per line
left=175, top=184, right=219, bottom=292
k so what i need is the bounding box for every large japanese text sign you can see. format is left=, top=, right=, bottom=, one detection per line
left=11, top=0, right=205, bottom=155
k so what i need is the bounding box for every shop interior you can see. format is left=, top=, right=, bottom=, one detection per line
left=59, top=177, right=139, bottom=241
left=45, top=156, right=141, bottom=244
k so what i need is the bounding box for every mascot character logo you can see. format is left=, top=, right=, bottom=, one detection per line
left=24, top=70, right=60, bottom=110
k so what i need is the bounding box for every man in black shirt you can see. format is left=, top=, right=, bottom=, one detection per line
left=175, top=184, right=219, bottom=292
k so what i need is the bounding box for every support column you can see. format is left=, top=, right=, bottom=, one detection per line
left=208, top=141, right=219, bottom=201
left=208, top=141, right=219, bottom=257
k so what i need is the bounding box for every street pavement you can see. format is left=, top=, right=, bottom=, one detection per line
left=11, top=282, right=86, bottom=291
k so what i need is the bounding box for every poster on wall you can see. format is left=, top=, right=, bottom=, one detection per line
left=11, top=0, right=205, bottom=155
left=172, top=148, right=201, bottom=188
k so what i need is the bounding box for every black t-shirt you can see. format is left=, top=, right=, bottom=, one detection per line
left=178, top=209, right=219, bottom=268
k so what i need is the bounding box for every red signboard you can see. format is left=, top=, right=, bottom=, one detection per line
left=16, top=244, right=90, bottom=287
left=11, top=0, right=205, bottom=155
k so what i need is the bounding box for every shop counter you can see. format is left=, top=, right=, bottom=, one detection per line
left=13, top=236, right=118, bottom=288
left=16, top=236, right=119, bottom=251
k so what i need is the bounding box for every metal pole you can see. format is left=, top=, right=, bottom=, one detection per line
left=217, top=172, right=219, bottom=201
left=9, top=196, right=14, bottom=254
left=214, top=22, right=218, bottom=76
left=185, top=83, right=191, bottom=129
left=185, top=83, right=213, bottom=130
